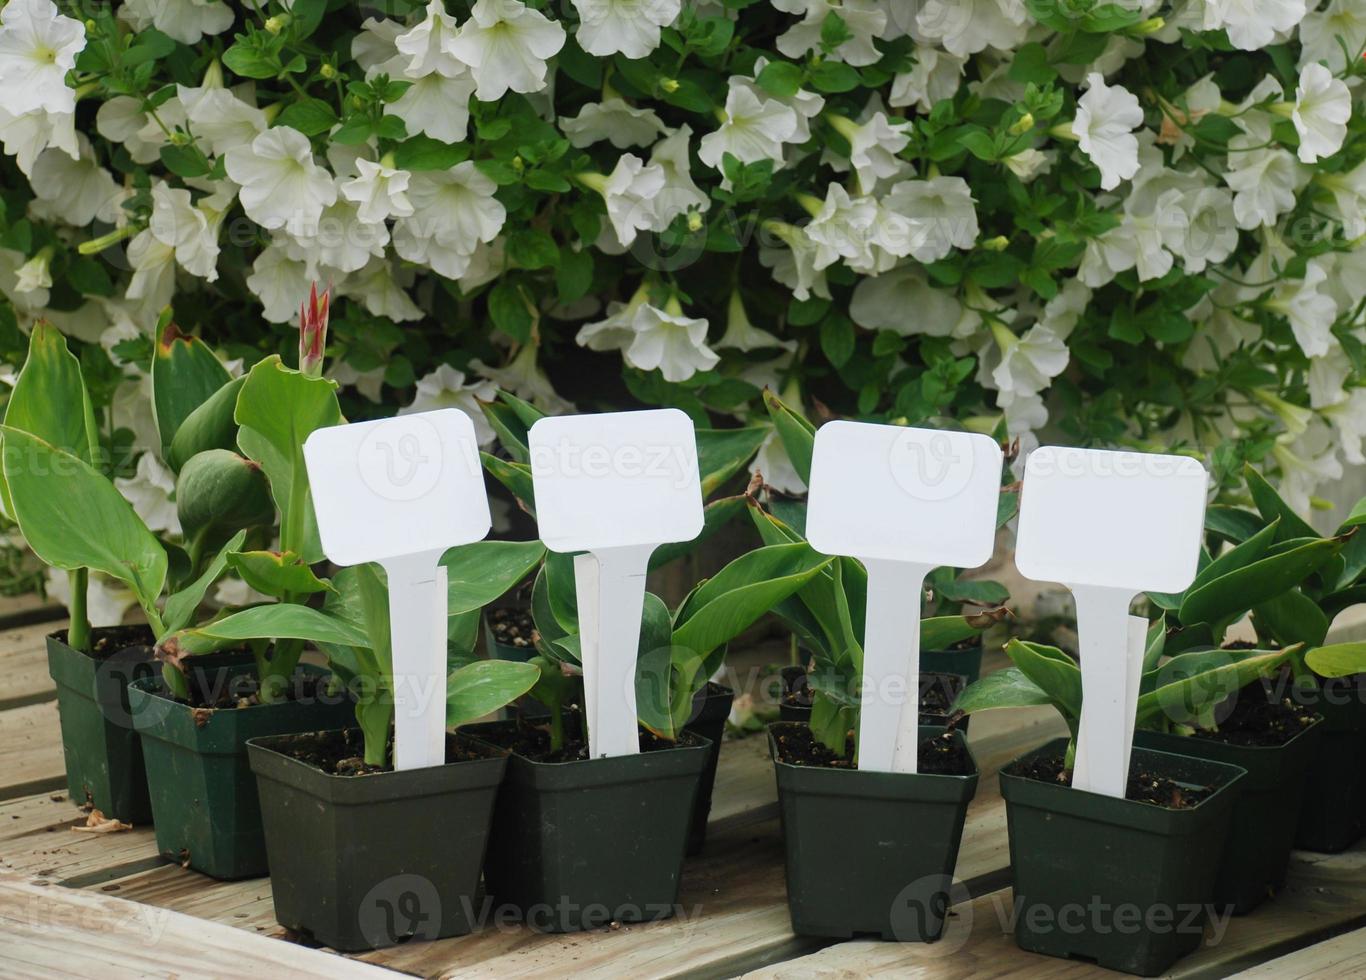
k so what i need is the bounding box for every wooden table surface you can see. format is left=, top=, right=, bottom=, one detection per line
left=0, top=595, right=1362, bottom=980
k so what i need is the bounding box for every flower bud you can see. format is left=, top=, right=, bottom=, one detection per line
left=660, top=77, right=680, bottom=94
left=981, top=235, right=1010, bottom=252
left=265, top=13, right=290, bottom=34
left=299, top=282, right=330, bottom=378
left=1008, top=112, right=1034, bottom=135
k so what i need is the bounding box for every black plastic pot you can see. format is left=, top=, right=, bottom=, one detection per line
left=682, top=681, right=735, bottom=855
left=247, top=729, right=506, bottom=951
left=128, top=660, right=354, bottom=879
left=769, top=722, right=978, bottom=941
left=922, top=640, right=985, bottom=686
left=1291, top=674, right=1366, bottom=852
left=483, top=609, right=536, bottom=663
left=46, top=627, right=157, bottom=823
left=467, top=719, right=709, bottom=932
left=779, top=668, right=968, bottom=732
left=999, top=738, right=1247, bottom=977
left=1136, top=713, right=1324, bottom=914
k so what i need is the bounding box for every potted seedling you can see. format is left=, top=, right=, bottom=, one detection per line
left=469, top=409, right=829, bottom=932
left=762, top=422, right=1003, bottom=942
left=0, top=322, right=284, bottom=824
left=1183, top=466, right=1366, bottom=854
left=755, top=393, right=1013, bottom=735
left=478, top=390, right=769, bottom=852
left=956, top=446, right=1258, bottom=976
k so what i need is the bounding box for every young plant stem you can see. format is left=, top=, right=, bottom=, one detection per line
left=162, top=662, right=189, bottom=700
left=548, top=700, right=565, bottom=753
left=67, top=568, right=90, bottom=652
left=257, top=637, right=304, bottom=703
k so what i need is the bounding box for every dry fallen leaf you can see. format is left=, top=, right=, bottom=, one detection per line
left=72, top=809, right=132, bottom=834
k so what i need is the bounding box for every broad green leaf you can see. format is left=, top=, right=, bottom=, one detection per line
left=1137, top=647, right=1291, bottom=728
left=176, top=603, right=369, bottom=654
left=446, top=660, right=541, bottom=727
left=227, top=550, right=334, bottom=598
left=634, top=593, right=678, bottom=737
left=162, top=529, right=247, bottom=634
left=235, top=357, right=342, bottom=562
left=1189, top=518, right=1280, bottom=592
left=443, top=539, right=545, bottom=613
left=650, top=494, right=746, bottom=570
left=152, top=323, right=230, bottom=459
left=953, top=666, right=1051, bottom=715
left=1206, top=505, right=1265, bottom=545
left=168, top=375, right=247, bottom=471
left=696, top=427, right=769, bottom=496
left=176, top=449, right=275, bottom=569
left=1245, top=464, right=1318, bottom=542
left=1, top=427, right=166, bottom=615
left=543, top=549, right=579, bottom=635
left=1179, top=536, right=1343, bottom=630
left=482, top=400, right=532, bottom=464
left=1253, top=588, right=1329, bottom=647
left=671, top=544, right=832, bottom=660
left=762, top=389, right=814, bottom=485
left=1004, top=639, right=1082, bottom=728
left=921, top=609, right=1007, bottom=650
left=481, top=453, right=535, bottom=513
left=1142, top=618, right=1166, bottom=672
left=1306, top=642, right=1366, bottom=678
left=1341, top=496, right=1366, bottom=530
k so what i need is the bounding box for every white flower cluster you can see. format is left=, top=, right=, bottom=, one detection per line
left=1, top=0, right=1364, bottom=524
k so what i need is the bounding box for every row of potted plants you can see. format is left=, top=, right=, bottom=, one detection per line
left=10, top=320, right=1364, bottom=970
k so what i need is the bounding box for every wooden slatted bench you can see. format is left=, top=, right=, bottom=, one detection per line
left=0, top=601, right=1362, bottom=979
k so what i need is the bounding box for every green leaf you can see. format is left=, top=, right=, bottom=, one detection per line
left=488, top=281, right=533, bottom=341
left=953, top=666, right=1051, bottom=715
left=1245, top=464, right=1318, bottom=541
left=820, top=313, right=855, bottom=368
left=480, top=453, right=535, bottom=512
left=174, top=604, right=369, bottom=655
left=809, top=60, right=860, bottom=93
left=234, top=357, right=342, bottom=562
left=227, top=550, right=334, bottom=598
left=1, top=427, right=166, bottom=616
left=176, top=449, right=275, bottom=569
left=222, top=42, right=277, bottom=79
left=921, top=610, right=1005, bottom=650
left=1179, top=536, right=1343, bottom=631
left=392, top=135, right=469, bottom=171
left=163, top=530, right=248, bottom=634
left=762, top=388, right=814, bottom=485
left=1305, top=642, right=1366, bottom=679
left=279, top=98, right=338, bottom=137
left=159, top=145, right=210, bottom=178
left=650, top=494, right=746, bottom=570
left=168, top=375, right=247, bottom=471
left=507, top=230, right=560, bottom=270
left=1004, top=639, right=1082, bottom=729
left=633, top=593, right=678, bottom=737
left=1253, top=588, right=1329, bottom=647
left=756, top=60, right=803, bottom=98
left=556, top=248, right=594, bottom=302
left=152, top=322, right=231, bottom=460
left=1137, top=647, right=1291, bottom=729
left=443, top=539, right=544, bottom=613
left=446, top=660, right=540, bottom=727
left=696, top=426, right=769, bottom=497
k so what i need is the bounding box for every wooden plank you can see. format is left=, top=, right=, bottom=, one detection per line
left=0, top=872, right=392, bottom=979
left=0, top=591, right=63, bottom=629
left=1228, top=925, right=1366, bottom=978
left=0, top=620, right=63, bottom=710
left=0, top=700, right=65, bottom=801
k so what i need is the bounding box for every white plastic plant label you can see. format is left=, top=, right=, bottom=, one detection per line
left=1015, top=446, right=1209, bottom=799
left=303, top=408, right=491, bottom=772
left=528, top=408, right=704, bottom=760
left=806, top=421, right=1003, bottom=774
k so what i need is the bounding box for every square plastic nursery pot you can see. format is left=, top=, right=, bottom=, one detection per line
left=769, top=722, right=978, bottom=941
left=128, top=659, right=354, bottom=879
left=999, top=738, right=1247, bottom=977
left=921, top=640, right=985, bottom=686
left=466, top=719, right=710, bottom=933
left=1136, top=713, right=1324, bottom=914
left=682, top=682, right=735, bottom=856
left=1291, top=675, right=1366, bottom=853
left=247, top=729, right=506, bottom=951
left=779, top=668, right=969, bottom=732
left=46, top=626, right=158, bottom=823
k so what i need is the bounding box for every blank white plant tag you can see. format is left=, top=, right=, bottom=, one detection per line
left=1015, top=446, right=1208, bottom=799
left=528, top=409, right=703, bottom=760
left=304, top=409, right=490, bottom=772
left=806, top=422, right=1003, bottom=774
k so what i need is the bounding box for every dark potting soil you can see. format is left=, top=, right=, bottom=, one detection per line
left=1009, top=752, right=1214, bottom=810
left=771, top=723, right=973, bottom=776
left=267, top=728, right=499, bottom=776
left=782, top=670, right=961, bottom=713
left=167, top=669, right=337, bottom=712
left=488, top=606, right=537, bottom=649
left=1190, top=683, right=1318, bottom=747
left=474, top=717, right=704, bottom=763
left=55, top=624, right=156, bottom=658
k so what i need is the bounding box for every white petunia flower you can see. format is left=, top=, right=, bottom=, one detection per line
left=990, top=322, right=1069, bottom=397
left=0, top=0, right=85, bottom=116
left=890, top=45, right=967, bottom=113
left=404, top=161, right=506, bottom=249
left=177, top=85, right=268, bottom=158
left=0, top=247, right=47, bottom=310
left=1173, top=186, right=1237, bottom=273
left=882, top=176, right=979, bottom=264
left=1266, top=260, right=1339, bottom=359
left=392, top=220, right=477, bottom=280
left=1072, top=73, right=1144, bottom=191
left=625, top=297, right=720, bottom=382
left=1225, top=118, right=1306, bottom=230
left=1271, top=427, right=1342, bottom=516
left=1321, top=388, right=1366, bottom=465
left=750, top=431, right=807, bottom=495
left=471, top=343, right=575, bottom=415
left=1309, top=341, right=1351, bottom=409
left=777, top=0, right=886, bottom=66
left=125, top=230, right=177, bottom=316
left=740, top=56, right=825, bottom=145
left=646, top=125, right=710, bottom=231
left=572, top=0, right=681, bottom=59
left=341, top=158, right=415, bottom=224
left=340, top=258, right=424, bottom=322
left=1038, top=279, right=1092, bottom=340
left=717, top=291, right=796, bottom=351
left=388, top=70, right=477, bottom=144
left=115, top=452, right=181, bottom=535
left=827, top=106, right=912, bottom=192
left=354, top=17, right=410, bottom=76
left=28, top=138, right=120, bottom=226
left=149, top=183, right=227, bottom=281
left=94, top=95, right=168, bottom=165
left=1317, top=160, right=1366, bottom=240
left=760, top=221, right=831, bottom=301
left=915, top=0, right=1030, bottom=58
left=1290, top=63, right=1351, bottom=164
left=448, top=0, right=566, bottom=101
left=1299, top=0, right=1366, bottom=73
left=400, top=364, right=498, bottom=445
left=247, top=245, right=315, bottom=323
left=804, top=183, right=883, bottom=271
left=592, top=154, right=668, bottom=246
left=14, top=248, right=51, bottom=294
left=577, top=286, right=648, bottom=352
left=698, top=84, right=798, bottom=171
left=328, top=361, right=386, bottom=403
left=1004, top=147, right=1054, bottom=182
left=561, top=98, right=667, bottom=149
left=224, top=128, right=338, bottom=231
left=45, top=567, right=137, bottom=628
left=120, top=0, right=232, bottom=46
left=395, top=0, right=468, bottom=78
left=282, top=199, right=389, bottom=275
left=1203, top=0, right=1306, bottom=51
left=850, top=264, right=966, bottom=336
left=0, top=103, right=76, bottom=176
